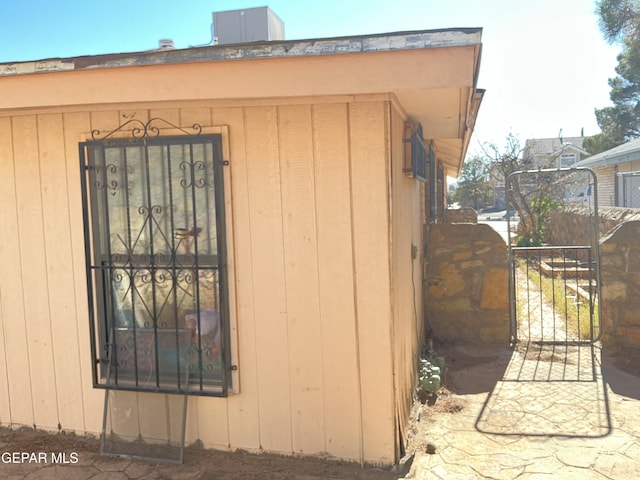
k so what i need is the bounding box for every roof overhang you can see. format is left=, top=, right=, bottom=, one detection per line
left=575, top=138, right=640, bottom=169
left=0, top=29, right=483, bottom=173
left=552, top=144, right=590, bottom=157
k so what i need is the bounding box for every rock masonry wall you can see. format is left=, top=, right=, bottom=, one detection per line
left=424, top=223, right=509, bottom=344
left=547, top=206, right=640, bottom=247
left=445, top=208, right=478, bottom=224
left=600, top=221, right=640, bottom=348
left=548, top=207, right=640, bottom=349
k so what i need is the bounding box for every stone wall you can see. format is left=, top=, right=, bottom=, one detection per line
left=424, top=223, right=509, bottom=344
left=600, top=221, right=640, bottom=348
left=547, top=207, right=640, bottom=349
left=445, top=208, right=478, bottom=224
left=547, top=206, right=640, bottom=247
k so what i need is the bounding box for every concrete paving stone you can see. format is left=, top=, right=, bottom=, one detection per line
left=124, top=460, right=159, bottom=478
left=519, top=473, right=583, bottom=480
left=92, top=456, right=132, bottom=472
left=467, top=460, right=525, bottom=480
left=74, top=452, right=100, bottom=467
left=593, top=453, right=620, bottom=477
left=522, top=454, right=565, bottom=475
left=134, top=465, right=203, bottom=480
left=477, top=409, right=525, bottom=429
left=91, top=472, right=129, bottom=480
left=485, top=434, right=522, bottom=447
left=438, top=445, right=473, bottom=464
left=507, top=443, right=557, bottom=462
left=155, top=468, right=202, bottom=480
left=608, top=459, right=640, bottom=479
left=438, top=446, right=530, bottom=478
left=554, top=465, right=614, bottom=479
left=556, top=446, right=597, bottom=468
left=622, top=441, right=640, bottom=461
left=439, top=438, right=504, bottom=457
left=24, top=465, right=98, bottom=480
left=0, top=463, right=35, bottom=477
left=591, top=432, right=634, bottom=452
left=418, top=462, right=479, bottom=480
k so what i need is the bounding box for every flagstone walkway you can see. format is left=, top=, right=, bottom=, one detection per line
left=404, top=343, right=640, bottom=479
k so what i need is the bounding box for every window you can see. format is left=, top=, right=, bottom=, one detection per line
left=404, top=122, right=427, bottom=181
left=558, top=153, right=577, bottom=168
left=80, top=122, right=231, bottom=397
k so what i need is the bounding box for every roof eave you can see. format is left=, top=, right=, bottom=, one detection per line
left=0, top=28, right=482, bottom=77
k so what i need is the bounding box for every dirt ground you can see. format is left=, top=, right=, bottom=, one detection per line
left=0, top=345, right=476, bottom=480
left=0, top=425, right=400, bottom=479
left=3, top=343, right=638, bottom=479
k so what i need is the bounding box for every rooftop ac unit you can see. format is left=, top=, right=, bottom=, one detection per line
left=213, top=6, right=285, bottom=45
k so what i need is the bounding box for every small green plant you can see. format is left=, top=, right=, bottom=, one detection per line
left=515, top=192, right=562, bottom=247
left=419, top=357, right=445, bottom=393
left=516, top=236, right=541, bottom=247
left=520, top=259, right=596, bottom=340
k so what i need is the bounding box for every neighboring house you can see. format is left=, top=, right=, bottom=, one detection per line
left=0, top=19, right=483, bottom=466
left=522, top=136, right=590, bottom=169
left=489, top=136, right=591, bottom=209
left=575, top=137, right=640, bottom=207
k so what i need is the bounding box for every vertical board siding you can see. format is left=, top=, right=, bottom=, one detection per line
left=348, top=102, right=395, bottom=464
left=213, top=107, right=261, bottom=450
left=12, top=115, right=59, bottom=430
left=37, top=113, right=86, bottom=431
left=278, top=105, right=325, bottom=454
left=312, top=104, right=362, bottom=460
left=0, top=117, right=32, bottom=426
left=0, top=99, right=401, bottom=464
left=389, top=106, right=422, bottom=447
left=62, top=111, right=102, bottom=433
left=595, top=165, right=616, bottom=207
left=243, top=106, right=293, bottom=453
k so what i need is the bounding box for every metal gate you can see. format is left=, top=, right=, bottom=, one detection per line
left=506, top=168, right=602, bottom=344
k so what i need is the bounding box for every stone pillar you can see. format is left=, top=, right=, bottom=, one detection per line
left=600, top=221, right=640, bottom=348
left=424, top=223, right=509, bottom=344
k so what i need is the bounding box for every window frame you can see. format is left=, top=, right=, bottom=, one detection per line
left=79, top=123, right=237, bottom=397
left=403, top=121, right=427, bottom=182
left=558, top=153, right=577, bottom=168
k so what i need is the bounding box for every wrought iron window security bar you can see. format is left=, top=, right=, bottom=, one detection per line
left=403, top=121, right=427, bottom=182
left=80, top=118, right=231, bottom=397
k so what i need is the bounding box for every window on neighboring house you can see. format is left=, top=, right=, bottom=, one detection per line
left=558, top=153, right=577, bottom=168
left=80, top=127, right=231, bottom=397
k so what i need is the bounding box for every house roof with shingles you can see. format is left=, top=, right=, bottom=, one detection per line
left=523, top=137, right=589, bottom=159
left=575, top=137, right=640, bottom=168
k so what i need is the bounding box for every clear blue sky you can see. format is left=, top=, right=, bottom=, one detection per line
left=0, top=0, right=621, bottom=154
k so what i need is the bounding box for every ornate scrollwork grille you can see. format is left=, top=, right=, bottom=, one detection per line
left=80, top=121, right=230, bottom=397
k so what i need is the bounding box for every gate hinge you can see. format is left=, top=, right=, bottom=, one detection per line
left=218, top=160, right=230, bottom=166
left=230, top=365, right=238, bottom=371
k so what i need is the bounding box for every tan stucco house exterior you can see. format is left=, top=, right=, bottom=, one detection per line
left=0, top=28, right=482, bottom=465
